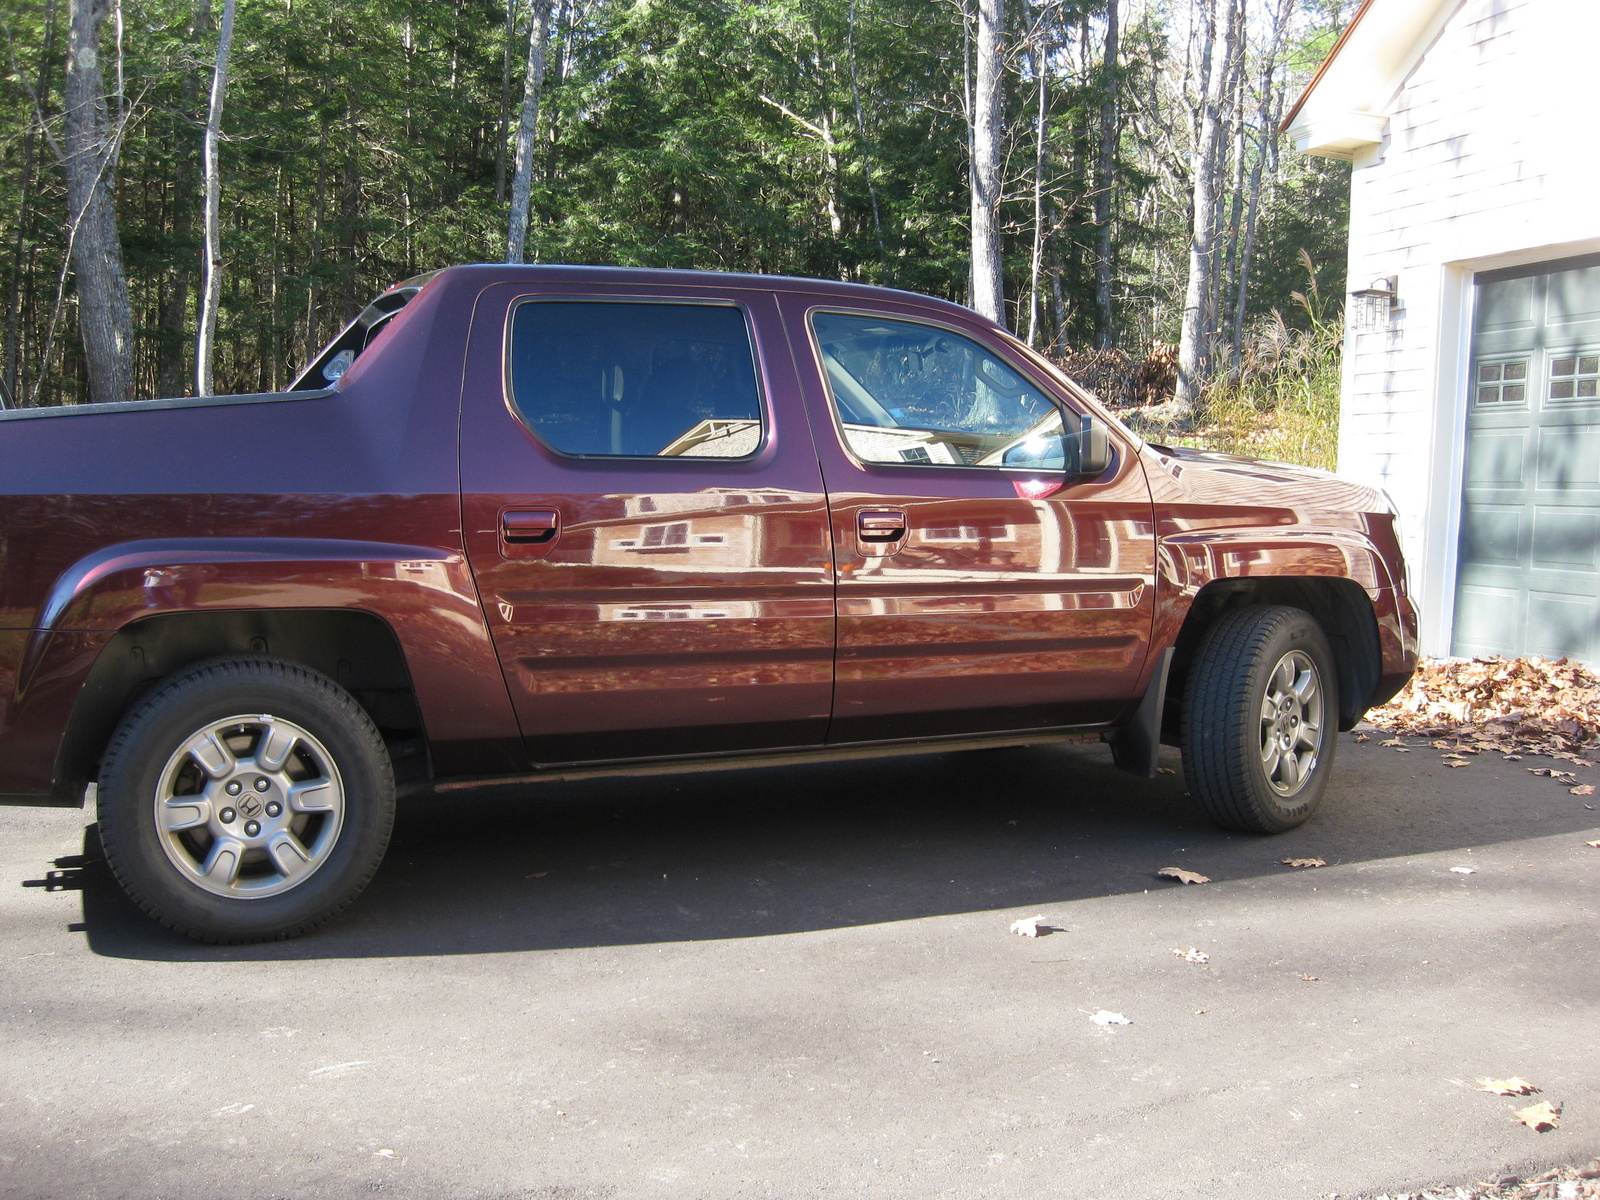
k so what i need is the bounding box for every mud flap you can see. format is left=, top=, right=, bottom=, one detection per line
left=1110, top=647, right=1173, bottom=780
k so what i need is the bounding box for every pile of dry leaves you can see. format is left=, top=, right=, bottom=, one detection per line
left=1368, top=1157, right=1600, bottom=1200
left=1366, top=656, right=1600, bottom=756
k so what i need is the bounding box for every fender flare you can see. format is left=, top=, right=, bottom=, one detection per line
left=7, top=537, right=522, bottom=800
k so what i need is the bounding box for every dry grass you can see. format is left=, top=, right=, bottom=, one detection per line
left=1125, top=253, right=1344, bottom=471
left=1189, top=310, right=1342, bottom=469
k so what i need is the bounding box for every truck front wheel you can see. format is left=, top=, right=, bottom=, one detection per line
left=1181, top=605, right=1338, bottom=833
left=96, top=657, right=395, bottom=943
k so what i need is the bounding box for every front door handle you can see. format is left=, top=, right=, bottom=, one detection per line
left=500, top=508, right=560, bottom=559
left=856, top=508, right=907, bottom=556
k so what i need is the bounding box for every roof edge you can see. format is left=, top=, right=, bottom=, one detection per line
left=1281, top=0, right=1463, bottom=153
left=1280, top=0, right=1375, bottom=134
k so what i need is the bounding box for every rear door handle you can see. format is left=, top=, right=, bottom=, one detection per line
left=502, top=509, right=560, bottom=543
left=500, top=508, right=560, bottom=559
left=856, top=508, right=907, bottom=556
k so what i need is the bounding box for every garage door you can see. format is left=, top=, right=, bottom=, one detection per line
left=1454, top=254, right=1600, bottom=665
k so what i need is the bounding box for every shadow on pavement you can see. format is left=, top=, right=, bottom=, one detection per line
left=42, top=736, right=1600, bottom=961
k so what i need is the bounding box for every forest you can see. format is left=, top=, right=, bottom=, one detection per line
left=0, top=0, right=1356, bottom=419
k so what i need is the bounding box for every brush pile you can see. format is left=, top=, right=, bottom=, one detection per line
left=1051, top=342, right=1178, bottom=409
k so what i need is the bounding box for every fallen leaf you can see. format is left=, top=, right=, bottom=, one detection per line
left=1530, top=768, right=1557, bottom=777
left=1444, top=759, right=1469, bottom=768
left=1478, top=1077, right=1539, bottom=1096
left=1157, top=766, right=1177, bottom=774
left=1586, top=840, right=1600, bottom=849
left=1282, top=857, right=1327, bottom=868
left=1354, top=732, right=1370, bottom=742
left=1504, top=754, right=1524, bottom=761
left=1571, top=784, right=1595, bottom=796
left=1156, top=867, right=1210, bottom=884
left=374, top=1149, right=396, bottom=1159
left=1173, top=947, right=1209, bottom=964
left=1381, top=738, right=1406, bottom=747
left=1513, top=1100, right=1561, bottom=1131
left=1010, top=915, right=1052, bottom=938
left=1090, top=1009, right=1131, bottom=1026
left=1450, top=866, right=1476, bottom=874
left=1300, top=974, right=1319, bottom=981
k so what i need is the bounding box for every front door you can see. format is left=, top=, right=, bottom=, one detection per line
left=459, top=283, right=835, bottom=765
left=778, top=295, right=1156, bottom=743
left=1456, top=255, right=1600, bottom=664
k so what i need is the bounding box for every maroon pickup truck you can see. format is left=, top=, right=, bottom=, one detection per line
left=0, top=265, right=1417, bottom=942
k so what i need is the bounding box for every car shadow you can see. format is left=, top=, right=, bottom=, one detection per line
left=45, top=735, right=1600, bottom=961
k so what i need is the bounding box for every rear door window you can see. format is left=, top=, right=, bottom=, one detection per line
left=508, top=301, right=764, bottom=458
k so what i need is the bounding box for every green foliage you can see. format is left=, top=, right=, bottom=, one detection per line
left=0, top=0, right=1351, bottom=406
left=1244, top=154, right=1350, bottom=331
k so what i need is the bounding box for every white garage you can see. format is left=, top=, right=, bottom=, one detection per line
left=1284, top=0, right=1600, bottom=666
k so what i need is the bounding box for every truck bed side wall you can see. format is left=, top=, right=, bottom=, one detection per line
left=0, top=274, right=524, bottom=801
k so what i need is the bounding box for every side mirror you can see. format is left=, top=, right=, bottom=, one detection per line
left=1000, top=431, right=1068, bottom=471
left=1077, top=412, right=1112, bottom=477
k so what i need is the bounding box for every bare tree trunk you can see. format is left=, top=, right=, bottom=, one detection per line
left=1025, top=26, right=1049, bottom=347
left=969, top=0, right=1004, bottom=325
left=1092, top=0, right=1120, bottom=351
left=506, top=0, right=553, bottom=264
left=1230, top=0, right=1292, bottom=360
left=156, top=0, right=210, bottom=396
left=1174, top=0, right=1236, bottom=413
left=195, top=0, right=236, bottom=397
left=304, top=120, right=326, bottom=363
left=1047, top=197, right=1068, bottom=352
left=847, top=0, right=889, bottom=273
left=1214, top=7, right=1247, bottom=368
left=4, top=0, right=59, bottom=403
left=544, top=0, right=573, bottom=187
left=63, top=0, right=133, bottom=405
left=495, top=0, right=514, bottom=204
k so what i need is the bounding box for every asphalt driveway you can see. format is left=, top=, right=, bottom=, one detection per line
left=2, top=732, right=1597, bottom=1199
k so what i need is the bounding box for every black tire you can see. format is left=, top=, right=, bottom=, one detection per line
left=96, top=656, right=395, bottom=943
left=1180, top=605, right=1338, bottom=834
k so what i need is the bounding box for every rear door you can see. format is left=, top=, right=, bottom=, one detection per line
left=778, top=294, right=1156, bottom=743
left=459, top=281, right=834, bottom=765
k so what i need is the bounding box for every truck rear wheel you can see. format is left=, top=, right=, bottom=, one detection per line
left=1181, top=605, right=1337, bottom=833
left=96, top=657, right=395, bottom=943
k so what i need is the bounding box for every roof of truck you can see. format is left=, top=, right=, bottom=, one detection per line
left=420, top=263, right=985, bottom=323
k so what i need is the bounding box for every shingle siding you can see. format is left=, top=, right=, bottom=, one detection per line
left=1333, top=0, right=1600, bottom=652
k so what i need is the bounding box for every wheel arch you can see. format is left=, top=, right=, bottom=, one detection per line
left=54, top=608, right=427, bottom=806
left=1163, top=577, right=1382, bottom=740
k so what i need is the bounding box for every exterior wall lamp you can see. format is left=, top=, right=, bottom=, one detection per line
left=1349, top=276, right=1399, bottom=332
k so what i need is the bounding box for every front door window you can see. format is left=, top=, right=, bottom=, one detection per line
left=810, top=311, right=1072, bottom=468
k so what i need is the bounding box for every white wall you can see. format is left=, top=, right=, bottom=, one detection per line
left=1334, top=0, right=1600, bottom=654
